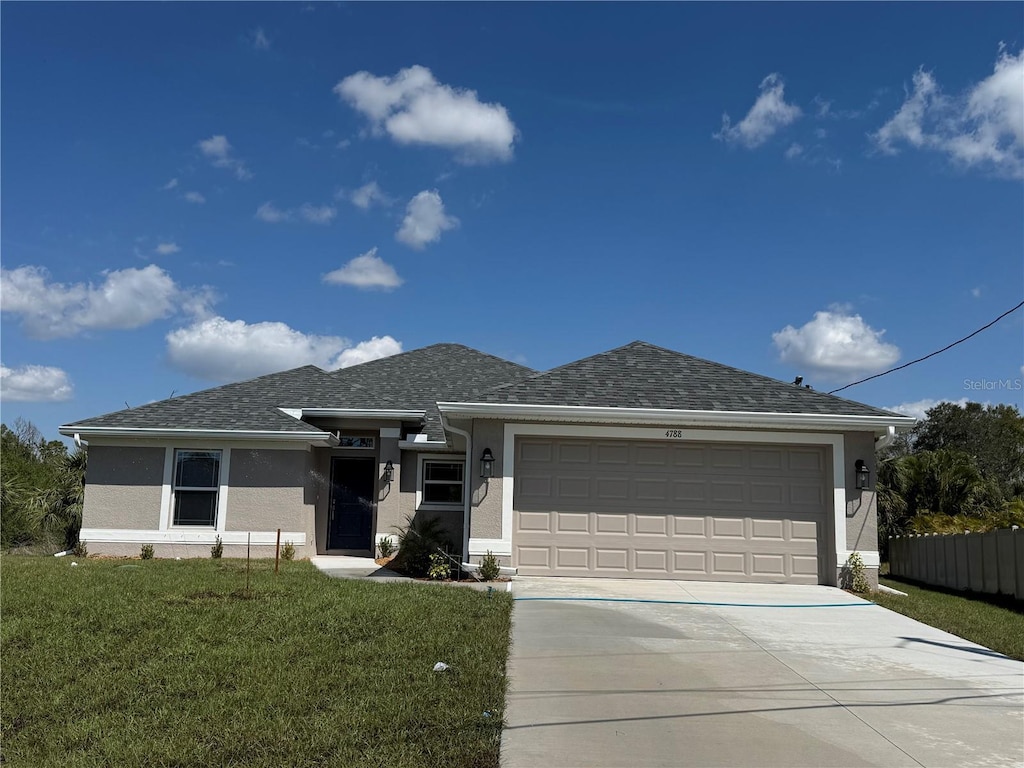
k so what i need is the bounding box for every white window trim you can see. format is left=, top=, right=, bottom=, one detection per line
left=416, top=453, right=466, bottom=511
left=159, top=447, right=231, bottom=532
left=468, top=423, right=848, bottom=563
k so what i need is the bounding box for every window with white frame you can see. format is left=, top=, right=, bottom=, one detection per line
left=421, top=459, right=464, bottom=505
left=173, top=449, right=221, bottom=526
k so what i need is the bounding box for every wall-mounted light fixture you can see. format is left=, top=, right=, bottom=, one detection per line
left=854, top=459, right=870, bottom=490
left=383, top=459, right=394, bottom=484
left=480, top=448, right=495, bottom=478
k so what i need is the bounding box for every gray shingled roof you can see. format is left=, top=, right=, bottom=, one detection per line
left=64, top=341, right=899, bottom=435
left=476, top=341, right=901, bottom=418
left=65, top=344, right=536, bottom=436
left=329, top=343, right=536, bottom=439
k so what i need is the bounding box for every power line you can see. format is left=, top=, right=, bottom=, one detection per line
left=828, top=299, right=1024, bottom=395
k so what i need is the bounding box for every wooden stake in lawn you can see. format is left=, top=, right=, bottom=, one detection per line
left=245, top=531, right=251, bottom=597
left=275, top=528, right=281, bottom=575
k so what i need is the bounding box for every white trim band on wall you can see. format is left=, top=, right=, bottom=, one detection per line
left=79, top=529, right=307, bottom=546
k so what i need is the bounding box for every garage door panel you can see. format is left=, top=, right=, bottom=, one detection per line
left=635, top=515, right=669, bottom=535
left=512, top=438, right=827, bottom=583
left=555, top=512, right=589, bottom=533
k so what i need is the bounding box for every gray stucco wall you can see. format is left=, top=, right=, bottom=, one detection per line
left=469, top=419, right=505, bottom=540
left=81, top=446, right=165, bottom=530
left=842, top=431, right=879, bottom=587
left=226, top=449, right=315, bottom=552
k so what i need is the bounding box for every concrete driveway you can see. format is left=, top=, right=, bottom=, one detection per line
left=501, top=578, right=1024, bottom=768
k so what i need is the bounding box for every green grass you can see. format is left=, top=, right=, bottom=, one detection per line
left=1, top=556, right=512, bottom=767
left=874, top=576, right=1024, bottom=661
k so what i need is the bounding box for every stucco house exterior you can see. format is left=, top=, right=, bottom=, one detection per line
left=60, top=341, right=914, bottom=586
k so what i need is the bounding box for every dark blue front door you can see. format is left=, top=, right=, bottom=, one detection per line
left=328, top=457, right=375, bottom=550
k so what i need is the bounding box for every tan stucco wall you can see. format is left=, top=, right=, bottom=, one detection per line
left=225, top=450, right=315, bottom=554
left=81, top=446, right=165, bottom=530
left=469, top=419, right=505, bottom=540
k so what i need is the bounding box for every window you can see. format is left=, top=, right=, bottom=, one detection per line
left=337, top=435, right=375, bottom=449
left=422, top=460, right=464, bottom=505
left=173, top=449, right=221, bottom=526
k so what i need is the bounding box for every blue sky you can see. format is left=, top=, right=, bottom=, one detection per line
left=2, top=2, right=1022, bottom=437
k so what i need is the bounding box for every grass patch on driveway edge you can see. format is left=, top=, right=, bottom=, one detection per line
left=874, top=576, right=1024, bottom=661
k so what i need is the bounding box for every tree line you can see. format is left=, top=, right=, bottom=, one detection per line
left=1, top=419, right=86, bottom=551
left=877, top=401, right=1024, bottom=559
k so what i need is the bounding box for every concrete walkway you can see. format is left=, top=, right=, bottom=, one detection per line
left=502, top=578, right=1024, bottom=768
left=310, top=555, right=410, bottom=582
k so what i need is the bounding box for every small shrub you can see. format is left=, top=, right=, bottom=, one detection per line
left=280, top=540, right=295, bottom=561
left=210, top=536, right=223, bottom=559
left=427, top=552, right=451, bottom=581
left=377, top=537, right=396, bottom=558
left=478, top=551, right=501, bottom=582
left=392, top=514, right=450, bottom=577
left=71, top=540, right=87, bottom=558
left=140, top=544, right=154, bottom=560
left=843, top=552, right=871, bottom=593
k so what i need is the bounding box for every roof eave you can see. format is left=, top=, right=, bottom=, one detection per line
left=58, top=426, right=338, bottom=444
left=436, top=402, right=916, bottom=433
left=292, top=408, right=426, bottom=420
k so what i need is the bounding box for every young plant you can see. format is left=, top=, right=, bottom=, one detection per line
left=71, top=540, right=88, bottom=558
left=393, top=514, right=450, bottom=577
left=478, top=551, right=501, bottom=582
left=428, top=552, right=451, bottom=581
left=377, top=537, right=396, bottom=559
left=280, top=540, right=295, bottom=561
left=843, top=552, right=871, bottom=593
left=140, top=544, right=154, bottom=560
left=210, top=535, right=223, bottom=559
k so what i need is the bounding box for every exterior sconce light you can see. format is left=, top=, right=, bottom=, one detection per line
left=855, top=459, right=870, bottom=491
left=383, top=459, right=394, bottom=484
left=480, top=448, right=495, bottom=479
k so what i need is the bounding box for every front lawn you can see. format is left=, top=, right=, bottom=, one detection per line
left=1, top=556, right=512, bottom=767
left=874, top=576, right=1024, bottom=661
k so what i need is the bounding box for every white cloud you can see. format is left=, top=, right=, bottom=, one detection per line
left=197, top=134, right=252, bottom=180
left=346, top=181, right=393, bottom=210
left=0, top=264, right=211, bottom=339
left=0, top=364, right=73, bottom=402
left=334, top=65, right=518, bottom=163
left=971, top=287, right=982, bottom=298
left=184, top=191, right=206, bottom=204
left=163, top=178, right=179, bottom=190
left=784, top=142, right=804, bottom=160
left=249, top=27, right=270, bottom=51
left=336, top=138, right=352, bottom=150
left=255, top=202, right=291, bottom=223
left=166, top=315, right=401, bottom=382
left=323, top=248, right=403, bottom=291
left=872, top=48, right=1024, bottom=179
left=396, top=189, right=458, bottom=249
left=155, top=242, right=180, bottom=256
left=256, top=201, right=336, bottom=224
left=887, top=397, right=970, bottom=421
left=772, top=307, right=901, bottom=379
left=298, top=203, right=337, bottom=224
left=334, top=336, right=403, bottom=368
left=715, top=73, right=802, bottom=148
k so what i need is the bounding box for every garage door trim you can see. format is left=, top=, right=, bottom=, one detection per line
left=469, top=424, right=846, bottom=572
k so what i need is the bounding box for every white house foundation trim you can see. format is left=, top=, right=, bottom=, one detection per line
left=79, top=528, right=307, bottom=546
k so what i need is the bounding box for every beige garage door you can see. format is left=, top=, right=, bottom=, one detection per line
left=513, top=437, right=829, bottom=583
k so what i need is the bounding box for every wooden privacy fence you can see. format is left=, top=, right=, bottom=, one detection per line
left=889, top=527, right=1024, bottom=600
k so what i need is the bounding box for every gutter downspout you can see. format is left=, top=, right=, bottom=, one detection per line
left=439, top=411, right=472, bottom=563
left=73, top=433, right=88, bottom=449
left=875, top=425, right=897, bottom=451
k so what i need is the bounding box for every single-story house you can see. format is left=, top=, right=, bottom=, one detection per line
left=61, top=341, right=914, bottom=586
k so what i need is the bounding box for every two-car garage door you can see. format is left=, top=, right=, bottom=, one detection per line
left=512, top=437, right=830, bottom=584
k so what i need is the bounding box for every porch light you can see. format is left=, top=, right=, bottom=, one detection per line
left=480, top=448, right=495, bottom=479
left=383, top=459, right=394, bottom=484
left=854, top=459, right=870, bottom=490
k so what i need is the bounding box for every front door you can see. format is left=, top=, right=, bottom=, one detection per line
left=328, top=457, right=376, bottom=550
